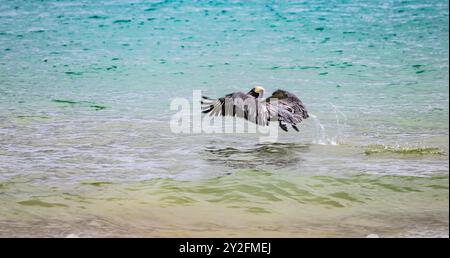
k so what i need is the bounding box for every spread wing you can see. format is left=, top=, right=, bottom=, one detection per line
left=266, top=89, right=309, bottom=131
left=201, top=92, right=274, bottom=125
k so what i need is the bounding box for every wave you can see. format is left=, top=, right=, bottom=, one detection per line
left=364, top=145, right=445, bottom=156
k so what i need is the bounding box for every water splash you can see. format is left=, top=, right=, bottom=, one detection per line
left=309, top=103, right=347, bottom=145
left=329, top=102, right=347, bottom=144
left=309, top=114, right=338, bottom=145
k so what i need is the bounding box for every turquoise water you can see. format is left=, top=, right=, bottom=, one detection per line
left=0, top=0, right=448, bottom=237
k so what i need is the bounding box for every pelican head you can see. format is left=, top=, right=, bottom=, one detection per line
left=248, top=86, right=265, bottom=98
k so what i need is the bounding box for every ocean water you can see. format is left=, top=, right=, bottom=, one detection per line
left=0, top=0, right=448, bottom=237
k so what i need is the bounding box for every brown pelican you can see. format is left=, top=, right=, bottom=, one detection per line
left=201, top=86, right=309, bottom=132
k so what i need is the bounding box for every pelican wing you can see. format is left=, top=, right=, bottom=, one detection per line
left=201, top=92, right=272, bottom=125
left=266, top=89, right=309, bottom=131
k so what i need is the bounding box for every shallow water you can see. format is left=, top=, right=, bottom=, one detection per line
left=0, top=172, right=448, bottom=237
left=0, top=0, right=448, bottom=237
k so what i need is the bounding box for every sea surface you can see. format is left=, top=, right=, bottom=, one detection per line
left=0, top=0, right=448, bottom=237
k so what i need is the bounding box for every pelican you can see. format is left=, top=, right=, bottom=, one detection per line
left=201, top=86, right=309, bottom=132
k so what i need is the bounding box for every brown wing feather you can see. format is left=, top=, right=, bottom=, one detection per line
left=266, top=89, right=309, bottom=125
left=202, top=92, right=272, bottom=125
